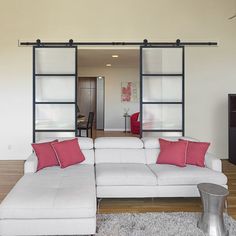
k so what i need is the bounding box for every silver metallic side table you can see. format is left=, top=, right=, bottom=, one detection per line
left=197, top=183, right=229, bottom=236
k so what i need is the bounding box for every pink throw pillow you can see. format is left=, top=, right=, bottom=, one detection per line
left=32, top=140, right=59, bottom=171
left=156, top=138, right=187, bottom=167
left=51, top=138, right=85, bottom=168
left=180, top=139, right=210, bottom=167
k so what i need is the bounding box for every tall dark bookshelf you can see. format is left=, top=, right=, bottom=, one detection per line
left=229, top=94, right=236, bottom=164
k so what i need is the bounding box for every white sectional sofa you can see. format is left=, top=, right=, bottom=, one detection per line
left=0, top=138, right=96, bottom=236
left=95, top=137, right=227, bottom=198
left=0, top=136, right=228, bottom=236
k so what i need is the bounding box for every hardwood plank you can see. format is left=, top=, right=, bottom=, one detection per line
left=0, top=160, right=24, bottom=203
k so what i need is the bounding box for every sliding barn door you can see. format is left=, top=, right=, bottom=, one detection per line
left=33, top=46, right=77, bottom=142
left=140, top=46, right=184, bottom=137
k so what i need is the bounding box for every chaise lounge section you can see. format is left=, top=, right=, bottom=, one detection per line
left=0, top=138, right=96, bottom=236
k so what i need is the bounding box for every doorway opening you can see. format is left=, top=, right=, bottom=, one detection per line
left=77, top=76, right=105, bottom=131
left=77, top=77, right=97, bottom=127
left=31, top=44, right=186, bottom=141
left=77, top=48, right=140, bottom=137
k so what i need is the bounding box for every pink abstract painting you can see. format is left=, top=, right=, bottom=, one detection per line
left=121, top=82, right=138, bottom=102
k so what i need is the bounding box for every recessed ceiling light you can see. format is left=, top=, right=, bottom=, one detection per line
left=112, top=55, right=119, bottom=58
left=106, top=64, right=112, bottom=67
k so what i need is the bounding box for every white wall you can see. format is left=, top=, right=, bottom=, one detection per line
left=78, top=66, right=139, bottom=131
left=0, top=0, right=236, bottom=159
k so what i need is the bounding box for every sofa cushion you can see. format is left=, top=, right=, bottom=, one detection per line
left=96, top=163, right=158, bottom=186
left=95, top=137, right=143, bottom=149
left=37, top=137, right=93, bottom=150
left=95, top=149, right=146, bottom=164
left=148, top=164, right=227, bottom=186
left=81, top=149, right=95, bottom=164
left=76, top=137, right=94, bottom=150
left=0, top=165, right=96, bottom=219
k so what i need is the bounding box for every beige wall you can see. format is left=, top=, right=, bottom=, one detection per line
left=78, top=66, right=139, bottom=130
left=0, top=0, right=236, bottom=159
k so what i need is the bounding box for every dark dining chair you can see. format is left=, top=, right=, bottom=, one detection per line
left=77, top=112, right=94, bottom=138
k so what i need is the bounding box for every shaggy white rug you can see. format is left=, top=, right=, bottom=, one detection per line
left=96, top=212, right=236, bottom=236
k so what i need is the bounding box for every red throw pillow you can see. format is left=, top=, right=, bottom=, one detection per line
left=179, top=139, right=210, bottom=167
left=32, top=140, right=59, bottom=171
left=157, top=138, right=188, bottom=167
left=51, top=138, right=85, bottom=168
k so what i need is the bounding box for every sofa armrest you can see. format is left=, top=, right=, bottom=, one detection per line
left=24, top=153, right=38, bottom=174
left=205, top=152, right=222, bottom=172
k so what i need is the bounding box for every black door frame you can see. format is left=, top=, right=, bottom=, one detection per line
left=30, top=39, right=217, bottom=141
left=139, top=45, right=185, bottom=138
left=32, top=45, right=77, bottom=142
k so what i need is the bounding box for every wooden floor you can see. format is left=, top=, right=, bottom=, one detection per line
left=0, top=161, right=24, bottom=201
left=0, top=131, right=235, bottom=219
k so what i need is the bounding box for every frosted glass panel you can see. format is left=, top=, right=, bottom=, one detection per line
left=142, top=132, right=182, bottom=137
left=35, top=132, right=75, bottom=142
left=142, top=104, right=182, bottom=130
left=36, top=104, right=75, bottom=130
left=35, top=48, right=76, bottom=74
left=36, top=76, right=75, bottom=102
left=143, top=76, right=182, bottom=102
left=142, top=48, right=182, bottom=74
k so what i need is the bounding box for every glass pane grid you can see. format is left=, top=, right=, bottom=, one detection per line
left=35, top=104, right=75, bottom=130
left=33, top=47, right=77, bottom=142
left=35, top=76, right=75, bottom=103
left=35, top=132, right=75, bottom=142
left=35, top=48, right=76, bottom=74
left=35, top=102, right=76, bottom=104
left=142, top=102, right=182, bottom=130
left=140, top=47, right=184, bottom=137
left=142, top=131, right=183, bottom=138
left=142, top=76, right=182, bottom=103
left=141, top=73, right=183, bottom=76
left=35, top=74, right=76, bottom=76
left=142, top=47, right=183, bottom=74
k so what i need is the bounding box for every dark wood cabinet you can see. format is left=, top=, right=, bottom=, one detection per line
left=229, top=94, right=236, bottom=164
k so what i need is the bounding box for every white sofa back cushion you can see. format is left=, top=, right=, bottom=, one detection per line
left=95, top=137, right=143, bottom=149
left=142, top=136, right=199, bottom=149
left=81, top=150, right=94, bottom=164
left=95, top=149, right=146, bottom=164
left=77, top=137, right=94, bottom=150
left=36, top=137, right=93, bottom=150
left=145, top=149, right=160, bottom=164
left=95, top=137, right=145, bottom=164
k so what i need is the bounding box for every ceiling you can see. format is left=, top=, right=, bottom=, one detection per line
left=78, top=49, right=139, bottom=68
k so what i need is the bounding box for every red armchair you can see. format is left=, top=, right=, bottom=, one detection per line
left=130, top=112, right=140, bottom=134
